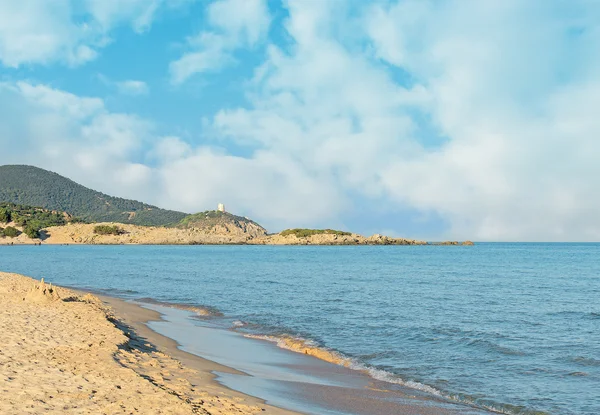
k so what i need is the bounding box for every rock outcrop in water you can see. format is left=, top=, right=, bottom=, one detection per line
left=432, top=240, right=475, bottom=246
left=256, top=232, right=428, bottom=245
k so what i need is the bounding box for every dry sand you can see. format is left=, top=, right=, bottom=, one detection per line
left=0, top=272, right=296, bottom=415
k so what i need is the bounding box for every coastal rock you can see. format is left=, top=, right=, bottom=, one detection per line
left=365, top=234, right=428, bottom=245
left=366, top=234, right=392, bottom=245
left=252, top=232, right=428, bottom=246
left=255, top=233, right=363, bottom=246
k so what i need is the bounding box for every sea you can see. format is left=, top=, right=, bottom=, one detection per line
left=1, top=243, right=598, bottom=415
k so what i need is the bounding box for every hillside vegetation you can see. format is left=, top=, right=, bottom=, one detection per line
left=0, top=202, right=80, bottom=238
left=0, top=165, right=187, bottom=226
left=0, top=226, right=19, bottom=238
left=93, top=225, right=124, bottom=236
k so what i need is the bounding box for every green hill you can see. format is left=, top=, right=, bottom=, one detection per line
left=0, top=165, right=187, bottom=226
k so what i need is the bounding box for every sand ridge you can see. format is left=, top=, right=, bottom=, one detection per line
left=0, top=272, right=288, bottom=415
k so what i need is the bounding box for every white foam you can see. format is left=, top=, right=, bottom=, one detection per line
left=243, top=332, right=522, bottom=415
left=246, top=334, right=444, bottom=394
left=348, top=361, right=444, bottom=396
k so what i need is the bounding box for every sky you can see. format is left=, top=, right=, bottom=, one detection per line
left=0, top=0, right=599, bottom=241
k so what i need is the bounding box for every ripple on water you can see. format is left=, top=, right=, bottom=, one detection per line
left=2, top=243, right=599, bottom=415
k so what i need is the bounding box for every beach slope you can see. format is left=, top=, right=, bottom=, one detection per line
left=0, top=272, right=293, bottom=415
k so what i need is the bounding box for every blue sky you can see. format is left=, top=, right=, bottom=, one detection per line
left=0, top=0, right=599, bottom=241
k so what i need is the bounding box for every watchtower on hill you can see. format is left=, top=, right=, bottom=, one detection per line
left=217, top=203, right=225, bottom=213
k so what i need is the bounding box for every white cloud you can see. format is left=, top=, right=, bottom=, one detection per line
left=1, top=1, right=600, bottom=241
left=0, top=0, right=186, bottom=67
left=157, top=148, right=343, bottom=224
left=84, top=0, right=162, bottom=34
left=203, top=1, right=600, bottom=241
left=97, top=75, right=149, bottom=96
left=169, top=33, right=233, bottom=84
left=0, top=82, right=154, bottom=201
left=0, top=0, right=91, bottom=67
left=149, top=137, right=192, bottom=162
left=116, top=80, right=149, bottom=96
left=169, top=0, right=270, bottom=84
left=16, top=82, right=104, bottom=119
left=361, top=0, right=600, bottom=240
left=0, top=81, right=343, bottom=231
left=207, top=0, right=270, bottom=45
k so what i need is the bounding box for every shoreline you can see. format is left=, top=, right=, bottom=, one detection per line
left=1, top=272, right=500, bottom=415
left=0, top=272, right=297, bottom=415
left=1, top=244, right=590, bottom=415
left=96, top=294, right=301, bottom=415
left=135, top=301, right=503, bottom=415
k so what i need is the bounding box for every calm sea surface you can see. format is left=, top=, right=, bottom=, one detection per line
left=1, top=244, right=598, bottom=415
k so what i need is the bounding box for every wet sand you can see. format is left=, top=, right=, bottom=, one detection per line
left=133, top=302, right=496, bottom=415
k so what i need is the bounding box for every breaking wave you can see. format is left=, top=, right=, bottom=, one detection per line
left=242, top=332, right=551, bottom=415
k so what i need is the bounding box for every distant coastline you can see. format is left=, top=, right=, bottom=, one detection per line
left=0, top=165, right=474, bottom=247
left=0, top=221, right=473, bottom=246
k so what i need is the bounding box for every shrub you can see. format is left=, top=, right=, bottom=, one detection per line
left=93, top=225, right=124, bottom=235
left=0, top=208, right=10, bottom=223
left=2, top=226, right=20, bottom=238
left=23, top=225, right=40, bottom=239
left=10, top=213, right=27, bottom=226
left=0, top=203, right=67, bottom=230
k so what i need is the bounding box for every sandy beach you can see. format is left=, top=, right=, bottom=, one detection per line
left=0, top=269, right=507, bottom=415
left=0, top=272, right=296, bottom=415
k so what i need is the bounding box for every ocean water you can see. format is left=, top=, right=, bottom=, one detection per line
left=1, top=244, right=598, bottom=415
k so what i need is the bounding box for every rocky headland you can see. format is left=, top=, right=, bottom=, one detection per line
left=0, top=220, right=473, bottom=246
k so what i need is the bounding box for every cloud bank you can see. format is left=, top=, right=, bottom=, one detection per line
left=0, top=0, right=187, bottom=67
left=0, top=1, right=599, bottom=241
left=169, top=0, right=271, bottom=84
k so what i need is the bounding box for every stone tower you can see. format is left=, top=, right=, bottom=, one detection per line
left=217, top=203, right=225, bottom=213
